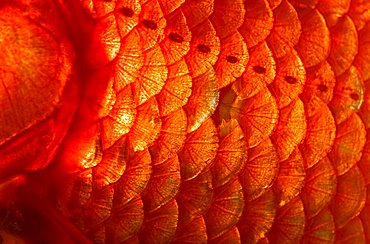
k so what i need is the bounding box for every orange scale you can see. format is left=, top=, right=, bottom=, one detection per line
left=209, top=226, right=240, bottom=244
left=316, top=0, right=351, bottom=27
left=268, top=197, right=306, bottom=244
left=295, top=9, right=330, bottom=68
left=138, top=199, right=179, bottom=243
left=135, top=0, right=166, bottom=51
left=359, top=80, right=370, bottom=128
left=183, top=69, right=219, bottom=133
left=330, top=165, right=366, bottom=228
left=299, top=97, right=336, bottom=169
left=178, top=118, right=219, bottom=181
left=335, top=217, right=366, bottom=243
left=232, top=42, right=276, bottom=99
left=84, top=185, right=114, bottom=228
left=158, top=0, right=185, bottom=16
left=93, top=143, right=127, bottom=188
left=235, top=89, right=279, bottom=148
left=239, top=0, right=273, bottom=48
left=329, top=66, right=364, bottom=125
left=149, top=108, right=187, bottom=165
left=354, top=23, right=370, bottom=81
left=301, top=61, right=336, bottom=104
left=106, top=196, right=144, bottom=243
left=132, top=46, right=168, bottom=105
left=127, top=97, right=161, bottom=151
left=115, top=0, right=141, bottom=38
left=360, top=186, right=370, bottom=242
left=101, top=85, right=136, bottom=150
left=239, top=138, right=278, bottom=201
left=301, top=208, right=335, bottom=244
left=209, top=0, right=245, bottom=40
left=274, top=148, right=306, bottom=207
left=266, top=0, right=301, bottom=59
left=358, top=135, right=370, bottom=184
left=181, top=0, right=214, bottom=29
left=238, top=189, right=277, bottom=243
left=176, top=170, right=213, bottom=225
left=88, top=14, right=120, bottom=67
left=211, top=119, right=247, bottom=188
left=113, top=149, right=152, bottom=206
left=300, top=157, right=337, bottom=218
left=160, top=10, right=191, bottom=65
left=271, top=99, right=307, bottom=161
left=114, top=30, right=144, bottom=92
left=214, top=32, right=249, bottom=89
left=185, top=20, right=220, bottom=77
left=79, top=0, right=96, bottom=17
left=141, top=155, right=180, bottom=212
left=329, top=113, right=366, bottom=176
left=172, top=216, right=207, bottom=243
left=327, top=15, right=358, bottom=77
left=157, top=59, right=192, bottom=117
left=267, top=0, right=282, bottom=9
left=205, top=179, right=244, bottom=240
left=268, top=49, right=306, bottom=109
left=349, top=0, right=370, bottom=31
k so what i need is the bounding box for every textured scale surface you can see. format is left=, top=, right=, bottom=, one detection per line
left=0, top=0, right=370, bottom=243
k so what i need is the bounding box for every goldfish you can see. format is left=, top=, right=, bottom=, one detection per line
left=0, top=0, right=369, bottom=243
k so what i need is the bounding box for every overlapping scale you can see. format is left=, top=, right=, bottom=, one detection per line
left=160, top=10, right=191, bottom=65
left=354, top=22, right=370, bottom=81
left=205, top=179, right=244, bottom=240
left=301, top=208, right=335, bottom=244
left=271, top=99, right=306, bottom=160
left=268, top=49, right=306, bottom=109
left=211, top=119, right=247, bottom=187
left=231, top=89, right=279, bottom=148
left=239, top=0, right=273, bottom=48
left=232, top=42, right=276, bottom=99
left=157, top=60, right=192, bottom=117
left=316, top=0, right=351, bottom=27
left=274, top=148, right=306, bottom=207
left=106, top=196, right=144, bottom=243
left=295, top=9, right=330, bottom=68
left=172, top=216, right=207, bottom=243
left=327, top=15, right=358, bottom=77
left=240, top=138, right=278, bottom=201
left=138, top=199, right=179, bottom=243
left=329, top=113, right=366, bottom=175
left=300, top=97, right=336, bottom=168
left=176, top=169, right=213, bottom=225
left=329, top=66, right=364, bottom=125
left=301, top=157, right=337, bottom=218
left=238, top=189, right=277, bottom=243
left=141, top=155, right=180, bottom=212
left=266, top=0, right=301, bottom=58
left=179, top=118, right=218, bottom=180
left=336, top=217, right=366, bottom=243
left=268, top=197, right=306, bottom=243
left=330, top=165, right=366, bottom=228
left=213, top=32, right=249, bottom=89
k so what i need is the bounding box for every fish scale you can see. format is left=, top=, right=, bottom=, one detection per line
left=0, top=0, right=369, bottom=243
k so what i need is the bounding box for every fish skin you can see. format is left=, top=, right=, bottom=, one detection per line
left=0, top=0, right=369, bottom=243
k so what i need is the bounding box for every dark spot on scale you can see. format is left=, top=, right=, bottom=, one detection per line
left=142, top=19, right=157, bottom=30
left=226, top=56, right=238, bottom=63
left=168, top=33, right=184, bottom=43
left=317, top=84, right=328, bottom=92
left=253, top=66, right=266, bottom=74
left=350, top=93, right=359, bottom=100
left=197, top=44, right=211, bottom=53
left=285, top=76, right=297, bottom=84
left=121, top=7, right=134, bottom=17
